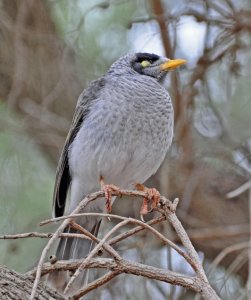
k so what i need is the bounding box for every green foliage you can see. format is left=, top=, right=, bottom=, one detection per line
left=227, top=78, right=251, bottom=142
left=0, top=104, right=54, bottom=272
left=49, top=0, right=138, bottom=80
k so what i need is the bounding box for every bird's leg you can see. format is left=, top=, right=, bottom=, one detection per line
left=100, top=176, right=120, bottom=213
left=135, top=183, right=161, bottom=221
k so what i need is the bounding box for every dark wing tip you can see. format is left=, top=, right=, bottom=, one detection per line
left=53, top=161, right=71, bottom=218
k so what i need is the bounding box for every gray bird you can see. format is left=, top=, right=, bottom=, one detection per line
left=49, top=52, right=186, bottom=293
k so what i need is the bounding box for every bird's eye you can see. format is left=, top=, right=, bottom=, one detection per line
left=141, top=60, right=151, bottom=67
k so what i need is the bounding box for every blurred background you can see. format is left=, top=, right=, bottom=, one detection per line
left=0, top=0, right=251, bottom=299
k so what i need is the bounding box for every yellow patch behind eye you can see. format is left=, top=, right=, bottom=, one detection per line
left=141, top=60, right=151, bottom=67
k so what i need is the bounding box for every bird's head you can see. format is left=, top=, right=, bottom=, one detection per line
left=132, top=52, right=186, bottom=80
left=108, top=52, right=186, bottom=82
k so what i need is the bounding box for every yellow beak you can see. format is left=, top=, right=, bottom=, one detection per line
left=160, top=59, right=187, bottom=71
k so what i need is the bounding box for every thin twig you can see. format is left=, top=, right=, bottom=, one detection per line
left=64, top=219, right=129, bottom=294
left=0, top=232, right=91, bottom=240
left=108, top=215, right=166, bottom=245
left=42, top=211, right=194, bottom=269
left=69, top=220, right=121, bottom=260
left=208, top=242, right=249, bottom=276
left=226, top=179, right=251, bottom=198
left=70, top=270, right=120, bottom=300
left=167, top=210, right=207, bottom=281
left=30, top=192, right=104, bottom=299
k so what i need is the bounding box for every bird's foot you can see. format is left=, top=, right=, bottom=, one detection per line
left=100, top=177, right=120, bottom=213
left=103, top=184, right=120, bottom=213
left=135, top=183, right=160, bottom=221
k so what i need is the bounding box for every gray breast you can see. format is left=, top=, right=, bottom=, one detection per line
left=69, top=73, right=173, bottom=188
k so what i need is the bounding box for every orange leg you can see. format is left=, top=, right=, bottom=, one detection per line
left=100, top=176, right=120, bottom=213
left=135, top=183, right=161, bottom=220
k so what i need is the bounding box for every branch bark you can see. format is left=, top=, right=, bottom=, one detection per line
left=0, top=265, right=64, bottom=300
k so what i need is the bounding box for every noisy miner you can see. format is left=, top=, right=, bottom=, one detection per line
left=48, top=52, right=186, bottom=293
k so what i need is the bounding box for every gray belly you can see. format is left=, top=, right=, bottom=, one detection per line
left=69, top=106, right=173, bottom=191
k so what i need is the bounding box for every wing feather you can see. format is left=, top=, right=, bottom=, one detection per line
left=52, top=77, right=106, bottom=217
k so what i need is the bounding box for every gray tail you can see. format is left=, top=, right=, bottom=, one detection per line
left=47, top=218, right=101, bottom=295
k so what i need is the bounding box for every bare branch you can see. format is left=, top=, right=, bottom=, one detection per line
left=7, top=188, right=220, bottom=300
left=0, top=232, right=91, bottom=241
left=69, top=221, right=121, bottom=260
left=226, top=179, right=251, bottom=198
left=64, top=220, right=128, bottom=294
left=208, top=242, right=249, bottom=275
left=70, top=270, right=120, bottom=300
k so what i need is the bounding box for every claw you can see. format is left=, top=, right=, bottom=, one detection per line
left=103, top=185, right=112, bottom=212
left=100, top=176, right=120, bottom=213
left=150, top=188, right=160, bottom=210
left=140, top=197, right=149, bottom=216
left=140, top=214, right=145, bottom=222
left=136, top=183, right=161, bottom=216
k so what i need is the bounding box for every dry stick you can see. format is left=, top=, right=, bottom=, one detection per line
left=69, top=258, right=203, bottom=300
left=69, top=220, right=121, bottom=260
left=67, top=213, right=202, bottom=293
left=30, top=217, right=69, bottom=300
left=31, top=189, right=171, bottom=299
left=41, top=212, right=129, bottom=225
left=28, top=256, right=199, bottom=291
left=27, top=258, right=117, bottom=277
left=2, top=219, right=248, bottom=243
left=108, top=215, right=166, bottom=245
left=226, top=179, right=251, bottom=199
left=42, top=211, right=195, bottom=270
left=0, top=232, right=91, bottom=240
left=168, top=211, right=206, bottom=280
left=30, top=191, right=105, bottom=300
left=32, top=189, right=218, bottom=299
left=209, top=242, right=249, bottom=275
left=40, top=190, right=173, bottom=226
left=70, top=270, right=121, bottom=300
left=64, top=219, right=130, bottom=294
left=0, top=215, right=166, bottom=242
left=227, top=248, right=248, bottom=278
left=166, top=207, right=220, bottom=300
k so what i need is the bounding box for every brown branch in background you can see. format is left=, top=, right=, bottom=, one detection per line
left=150, top=0, right=195, bottom=170
left=227, top=248, right=248, bottom=278
left=208, top=242, right=249, bottom=276
left=150, top=0, right=173, bottom=57
left=6, top=0, right=28, bottom=108
left=150, top=0, right=182, bottom=125
left=186, top=224, right=249, bottom=241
